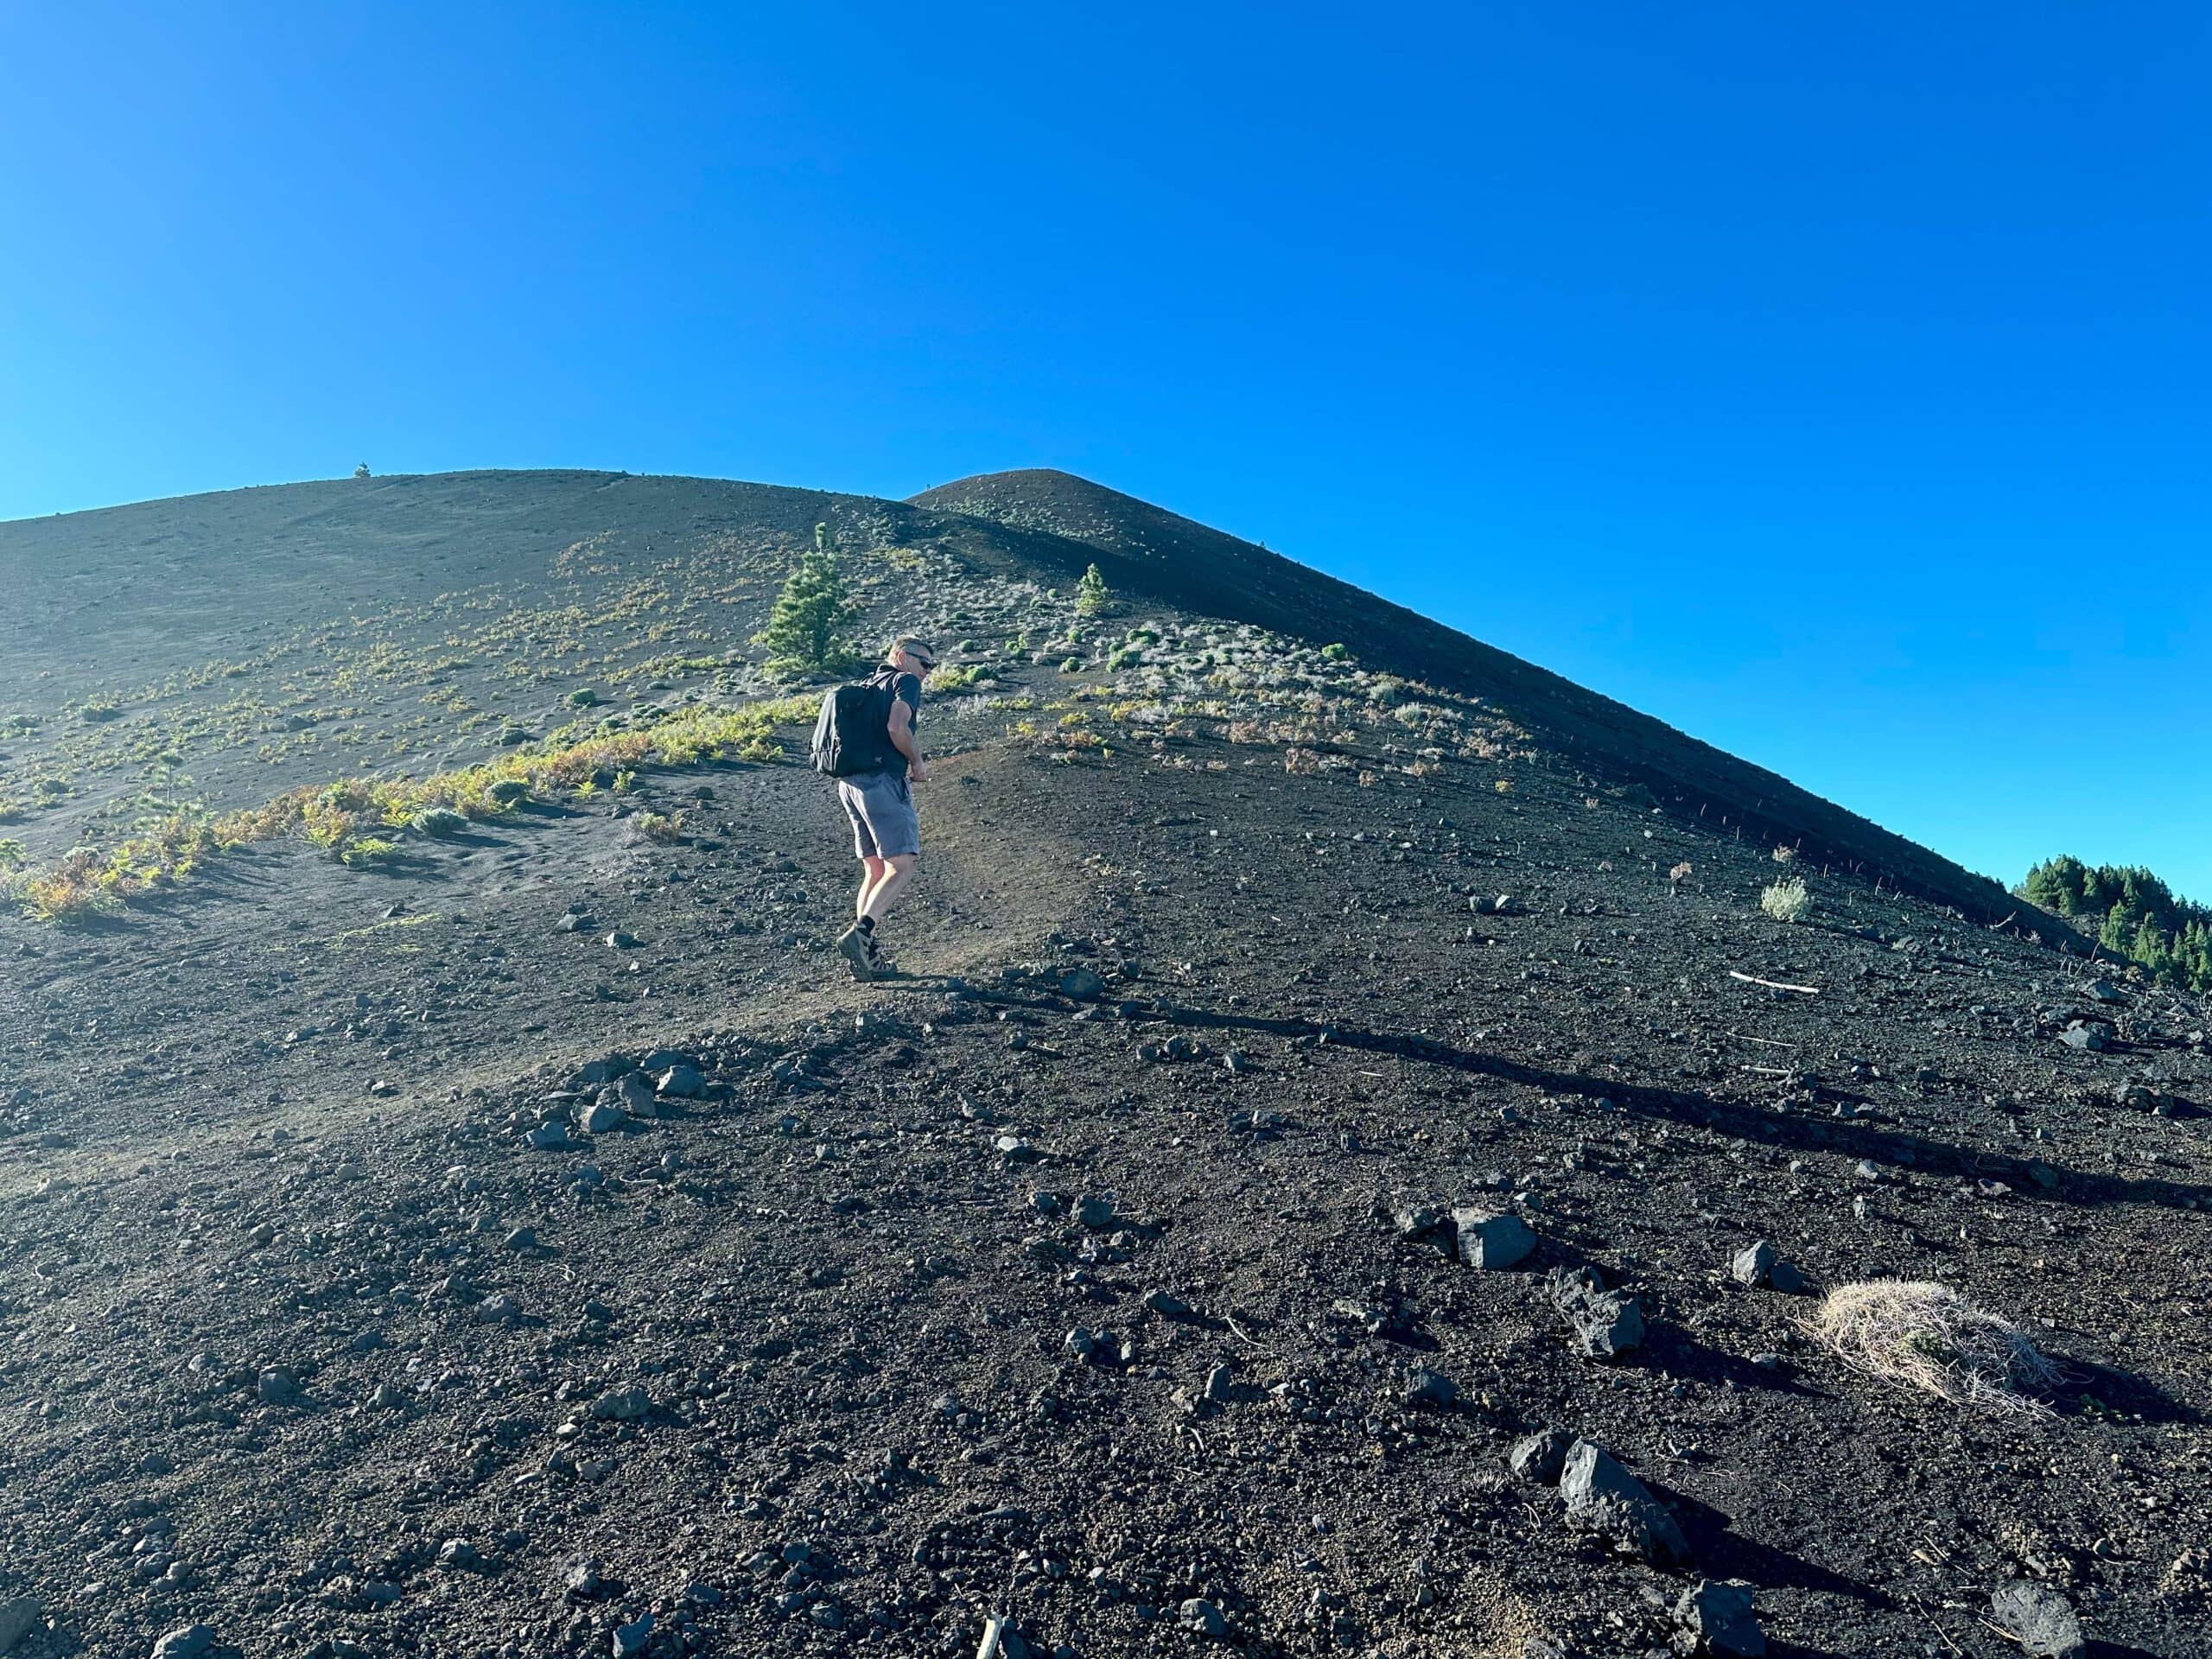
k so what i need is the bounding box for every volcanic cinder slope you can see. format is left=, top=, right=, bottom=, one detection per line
left=0, top=470, right=2203, bottom=1659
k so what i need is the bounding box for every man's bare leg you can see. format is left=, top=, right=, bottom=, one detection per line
left=862, top=854, right=916, bottom=925
left=855, top=856, right=887, bottom=919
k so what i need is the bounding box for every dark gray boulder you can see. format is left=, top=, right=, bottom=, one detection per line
left=1451, top=1207, right=1536, bottom=1270
left=1558, top=1440, right=1690, bottom=1567
left=1673, top=1580, right=1764, bottom=1656
left=1509, top=1426, right=1573, bottom=1484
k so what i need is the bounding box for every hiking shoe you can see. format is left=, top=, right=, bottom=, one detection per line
left=861, top=930, right=899, bottom=978
left=836, top=925, right=877, bottom=981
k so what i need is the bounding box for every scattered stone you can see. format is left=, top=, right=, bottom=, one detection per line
left=1510, top=1427, right=1573, bottom=1484
left=576, top=1100, right=624, bottom=1135
left=256, top=1369, right=298, bottom=1406
left=150, top=1627, right=219, bottom=1659
left=996, top=1135, right=1046, bottom=1165
left=1559, top=1440, right=1690, bottom=1566
left=1393, top=1205, right=1453, bottom=1254
left=1178, top=1599, right=1227, bottom=1638
left=1990, top=1581, right=2085, bottom=1659
left=0, top=1598, right=41, bottom=1656
left=525, top=1123, right=576, bottom=1152
left=554, top=910, right=594, bottom=934
left=1673, top=1580, right=1764, bottom=1656
left=1402, top=1368, right=1458, bottom=1409
left=1729, top=1239, right=1805, bottom=1293
left=612, top=1611, right=654, bottom=1657
left=474, top=1293, right=523, bottom=1325
left=1075, top=1194, right=1116, bottom=1230
left=1548, top=1268, right=1645, bottom=1358
left=1450, top=1208, right=1536, bottom=1270
left=657, top=1064, right=706, bottom=1098
left=2082, top=979, right=2124, bottom=1004
left=589, top=1386, right=652, bottom=1422
left=435, top=1538, right=480, bottom=1570
left=1141, top=1288, right=1191, bottom=1318
left=1731, top=1240, right=1778, bottom=1287
left=1059, top=967, right=1107, bottom=1001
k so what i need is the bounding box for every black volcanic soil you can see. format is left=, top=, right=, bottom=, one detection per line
left=0, top=472, right=2205, bottom=1659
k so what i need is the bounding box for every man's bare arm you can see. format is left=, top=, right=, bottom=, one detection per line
left=887, top=698, right=925, bottom=780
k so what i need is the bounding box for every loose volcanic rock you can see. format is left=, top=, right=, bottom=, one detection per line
left=1402, top=1368, right=1459, bottom=1409
left=1510, top=1427, right=1574, bottom=1484
left=1548, top=1267, right=1646, bottom=1358
left=1179, top=1599, right=1228, bottom=1638
left=590, top=1385, right=652, bottom=1421
left=1558, top=1440, right=1690, bottom=1566
left=1731, top=1240, right=1808, bottom=1293
left=1731, top=1240, right=1778, bottom=1287
left=1673, top=1580, right=1765, bottom=1656
left=576, top=1099, right=624, bottom=1134
left=0, top=1599, right=41, bottom=1656
left=149, top=1628, right=224, bottom=1659
left=657, top=1063, right=706, bottom=1098
left=1450, top=1207, right=1536, bottom=1270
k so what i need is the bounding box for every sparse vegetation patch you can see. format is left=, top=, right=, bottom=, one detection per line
left=1761, top=874, right=1810, bottom=923
left=1810, top=1280, right=2058, bottom=1414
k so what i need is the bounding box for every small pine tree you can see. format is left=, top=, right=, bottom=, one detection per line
left=1075, top=563, right=1111, bottom=619
left=753, top=550, right=860, bottom=677
left=353, top=462, right=371, bottom=479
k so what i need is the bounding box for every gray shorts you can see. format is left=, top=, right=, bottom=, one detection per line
left=837, top=771, right=919, bottom=860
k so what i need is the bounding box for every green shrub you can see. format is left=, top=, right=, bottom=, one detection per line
left=754, top=549, right=861, bottom=677
left=1075, top=563, right=1111, bottom=619
left=925, top=663, right=995, bottom=694
left=339, top=837, right=401, bottom=867
left=1322, top=642, right=1349, bottom=661
left=0, top=838, right=24, bottom=872
left=568, top=687, right=601, bottom=709
left=410, top=807, right=470, bottom=838
left=487, top=778, right=531, bottom=806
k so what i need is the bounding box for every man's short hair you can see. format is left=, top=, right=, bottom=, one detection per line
left=890, top=635, right=937, bottom=667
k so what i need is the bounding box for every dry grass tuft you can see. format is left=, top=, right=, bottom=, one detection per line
left=1809, top=1280, right=2058, bottom=1414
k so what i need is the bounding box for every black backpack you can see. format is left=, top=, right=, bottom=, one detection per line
left=810, top=666, right=901, bottom=778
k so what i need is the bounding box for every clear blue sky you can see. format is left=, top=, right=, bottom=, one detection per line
left=3, top=3, right=2206, bottom=900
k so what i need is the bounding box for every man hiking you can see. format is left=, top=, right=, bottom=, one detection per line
left=825, top=635, right=934, bottom=979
